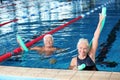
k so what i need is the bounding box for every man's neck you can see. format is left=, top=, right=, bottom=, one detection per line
left=44, top=46, right=53, bottom=48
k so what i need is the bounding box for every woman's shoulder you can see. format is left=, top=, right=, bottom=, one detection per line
left=70, top=56, right=77, bottom=66
left=72, top=56, right=77, bottom=61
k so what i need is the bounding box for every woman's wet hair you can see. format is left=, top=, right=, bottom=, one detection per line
left=77, top=38, right=90, bottom=49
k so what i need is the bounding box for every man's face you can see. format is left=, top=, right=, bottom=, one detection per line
left=44, top=36, right=53, bottom=47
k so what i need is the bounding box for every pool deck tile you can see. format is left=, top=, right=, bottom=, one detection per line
left=89, top=71, right=112, bottom=80
left=54, top=69, right=77, bottom=80
left=0, top=66, right=120, bottom=80
left=110, top=72, right=120, bottom=80
left=71, top=71, right=94, bottom=80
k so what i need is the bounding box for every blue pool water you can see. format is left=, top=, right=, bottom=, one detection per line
left=0, top=0, right=120, bottom=72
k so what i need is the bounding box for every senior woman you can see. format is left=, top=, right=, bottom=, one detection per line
left=69, top=13, right=105, bottom=71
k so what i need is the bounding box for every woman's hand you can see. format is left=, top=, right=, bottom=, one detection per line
left=99, top=13, right=106, bottom=23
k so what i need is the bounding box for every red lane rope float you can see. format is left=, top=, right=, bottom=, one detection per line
left=0, top=19, right=18, bottom=27
left=0, top=16, right=82, bottom=62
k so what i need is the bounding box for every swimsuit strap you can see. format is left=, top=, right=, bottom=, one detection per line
left=77, top=55, right=95, bottom=66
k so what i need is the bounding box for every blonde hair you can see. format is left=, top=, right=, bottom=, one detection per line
left=43, top=34, right=54, bottom=42
left=77, top=38, right=89, bottom=49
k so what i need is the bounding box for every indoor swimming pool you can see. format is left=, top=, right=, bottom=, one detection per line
left=0, top=0, right=120, bottom=72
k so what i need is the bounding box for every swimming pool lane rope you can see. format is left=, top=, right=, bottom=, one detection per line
left=0, top=0, right=113, bottom=62
left=0, top=19, right=18, bottom=27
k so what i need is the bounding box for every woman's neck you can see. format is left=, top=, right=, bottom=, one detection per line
left=78, top=54, right=87, bottom=60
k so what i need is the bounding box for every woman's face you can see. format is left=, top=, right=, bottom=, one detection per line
left=77, top=42, right=89, bottom=56
left=44, top=36, right=53, bottom=47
